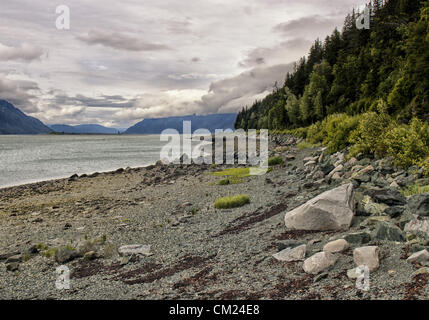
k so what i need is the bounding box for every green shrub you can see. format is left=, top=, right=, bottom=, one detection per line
left=321, top=114, right=360, bottom=153
left=382, top=119, right=429, bottom=168
left=298, top=114, right=360, bottom=154
left=350, top=114, right=429, bottom=169
left=214, top=194, right=250, bottom=209
left=349, top=111, right=393, bottom=157
left=268, top=156, right=284, bottom=166
left=306, top=121, right=324, bottom=145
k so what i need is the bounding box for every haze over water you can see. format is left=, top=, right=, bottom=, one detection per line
left=0, top=135, right=170, bottom=188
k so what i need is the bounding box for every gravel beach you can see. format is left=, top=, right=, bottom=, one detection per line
left=0, top=135, right=428, bottom=300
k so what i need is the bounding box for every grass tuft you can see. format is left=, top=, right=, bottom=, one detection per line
left=211, top=167, right=251, bottom=178
left=401, top=184, right=429, bottom=197
left=268, top=156, right=284, bottom=166
left=297, top=141, right=319, bottom=150
left=214, top=194, right=250, bottom=209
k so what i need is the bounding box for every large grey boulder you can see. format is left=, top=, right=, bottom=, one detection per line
left=284, top=183, right=354, bottom=231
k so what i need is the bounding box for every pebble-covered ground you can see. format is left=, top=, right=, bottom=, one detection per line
left=0, top=136, right=428, bottom=300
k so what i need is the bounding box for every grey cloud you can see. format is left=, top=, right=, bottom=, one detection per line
left=273, top=15, right=340, bottom=37
left=51, top=93, right=137, bottom=109
left=0, top=42, right=44, bottom=62
left=199, top=63, right=295, bottom=114
left=0, top=77, right=39, bottom=111
left=239, top=38, right=311, bottom=68
left=77, top=30, right=171, bottom=52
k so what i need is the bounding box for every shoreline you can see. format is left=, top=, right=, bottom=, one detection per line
left=0, top=162, right=157, bottom=191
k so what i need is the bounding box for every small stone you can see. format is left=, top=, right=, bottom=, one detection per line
left=304, top=160, right=317, bottom=167
left=63, top=223, right=72, bottom=230
left=384, top=206, right=405, bottom=218
left=55, top=247, right=78, bottom=264
left=303, top=251, right=337, bottom=274
left=6, top=262, right=19, bottom=272
left=343, top=232, right=371, bottom=244
left=351, top=165, right=364, bottom=172
left=76, top=240, right=96, bottom=256
left=272, top=244, right=306, bottom=262
left=5, top=254, right=22, bottom=263
left=323, top=239, right=349, bottom=253
left=365, top=187, right=406, bottom=206
left=413, top=267, right=429, bottom=277
left=83, top=251, right=97, bottom=261
left=388, top=270, right=396, bottom=276
left=353, top=174, right=371, bottom=183
left=345, top=157, right=358, bottom=167
left=407, top=194, right=429, bottom=217
left=312, top=171, right=325, bottom=180
left=347, top=268, right=361, bottom=280
left=358, top=165, right=374, bottom=175
left=390, top=181, right=399, bottom=188
left=331, top=172, right=343, bottom=180
left=353, top=246, right=380, bottom=272
left=327, top=164, right=344, bottom=180
left=276, top=240, right=306, bottom=251
left=407, top=249, right=429, bottom=264
left=372, top=222, right=406, bottom=242
left=320, top=164, right=334, bottom=175
left=404, top=218, right=429, bottom=236
left=313, top=272, right=328, bottom=283
left=118, top=244, right=152, bottom=256
left=27, top=245, right=39, bottom=255
left=120, top=256, right=130, bottom=265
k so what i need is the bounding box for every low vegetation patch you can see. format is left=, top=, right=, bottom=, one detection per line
left=268, top=156, right=284, bottom=166
left=211, top=167, right=250, bottom=185
left=211, top=167, right=251, bottom=178
left=288, top=103, right=429, bottom=174
left=401, top=184, right=429, bottom=197
left=218, top=177, right=242, bottom=185
left=297, top=141, right=319, bottom=150
left=214, top=194, right=250, bottom=209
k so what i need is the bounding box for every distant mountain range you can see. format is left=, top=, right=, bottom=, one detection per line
left=50, top=124, right=120, bottom=134
left=0, top=99, right=237, bottom=135
left=124, top=113, right=237, bottom=134
left=0, top=99, right=52, bottom=134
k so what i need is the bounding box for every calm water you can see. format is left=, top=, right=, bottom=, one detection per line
left=0, top=135, right=173, bottom=188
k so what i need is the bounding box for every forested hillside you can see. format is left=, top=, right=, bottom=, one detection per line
left=235, top=0, right=428, bottom=130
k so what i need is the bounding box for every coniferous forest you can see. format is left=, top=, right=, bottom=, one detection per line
left=235, top=0, right=429, bottom=171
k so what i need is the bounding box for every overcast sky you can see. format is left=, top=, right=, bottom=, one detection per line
left=0, top=0, right=367, bottom=128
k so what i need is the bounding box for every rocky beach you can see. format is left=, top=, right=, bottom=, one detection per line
left=0, top=135, right=428, bottom=300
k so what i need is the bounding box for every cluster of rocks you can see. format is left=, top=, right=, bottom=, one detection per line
left=1, top=234, right=155, bottom=272
left=273, top=147, right=429, bottom=280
